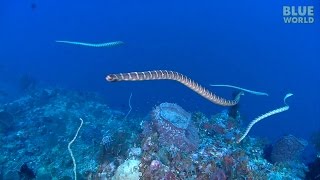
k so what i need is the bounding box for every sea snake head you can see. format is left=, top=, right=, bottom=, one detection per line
left=106, top=74, right=118, bottom=82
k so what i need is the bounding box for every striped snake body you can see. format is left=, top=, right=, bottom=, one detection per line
left=106, top=70, right=243, bottom=106
left=55, top=40, right=124, bottom=47
left=237, top=93, right=293, bottom=143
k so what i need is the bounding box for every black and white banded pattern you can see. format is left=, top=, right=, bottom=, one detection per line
left=106, top=70, right=243, bottom=106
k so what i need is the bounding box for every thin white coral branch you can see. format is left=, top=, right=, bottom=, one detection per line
left=68, top=118, right=84, bottom=180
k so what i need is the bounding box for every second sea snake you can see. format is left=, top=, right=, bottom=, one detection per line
left=106, top=70, right=244, bottom=106
left=55, top=40, right=124, bottom=47
left=237, top=93, right=293, bottom=143
left=209, top=84, right=269, bottom=96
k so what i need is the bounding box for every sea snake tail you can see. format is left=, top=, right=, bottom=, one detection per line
left=237, top=93, right=293, bottom=143
left=106, top=70, right=244, bottom=106
left=55, top=40, right=124, bottom=47
left=209, top=84, right=269, bottom=96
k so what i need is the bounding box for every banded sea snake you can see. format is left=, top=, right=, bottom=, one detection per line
left=237, top=93, right=293, bottom=143
left=106, top=70, right=243, bottom=107
left=55, top=40, right=124, bottom=47
left=210, top=84, right=269, bottom=96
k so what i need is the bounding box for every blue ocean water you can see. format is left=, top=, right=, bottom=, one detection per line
left=0, top=0, right=319, bottom=179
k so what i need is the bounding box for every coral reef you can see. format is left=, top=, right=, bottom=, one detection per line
left=139, top=108, right=307, bottom=179
left=271, top=134, right=308, bottom=164
left=0, top=110, right=14, bottom=133
left=0, top=88, right=137, bottom=179
left=305, top=131, right=320, bottom=179
left=148, top=103, right=199, bottom=152
left=112, top=159, right=141, bottom=180
left=0, top=87, right=309, bottom=179
left=311, top=131, right=320, bottom=157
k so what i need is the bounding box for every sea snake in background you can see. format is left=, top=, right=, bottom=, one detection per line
left=237, top=93, right=293, bottom=143
left=106, top=70, right=244, bottom=106
left=209, top=84, right=269, bottom=96
left=55, top=40, right=124, bottom=47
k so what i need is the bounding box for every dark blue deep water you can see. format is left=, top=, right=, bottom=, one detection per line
left=0, top=0, right=319, bottom=179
